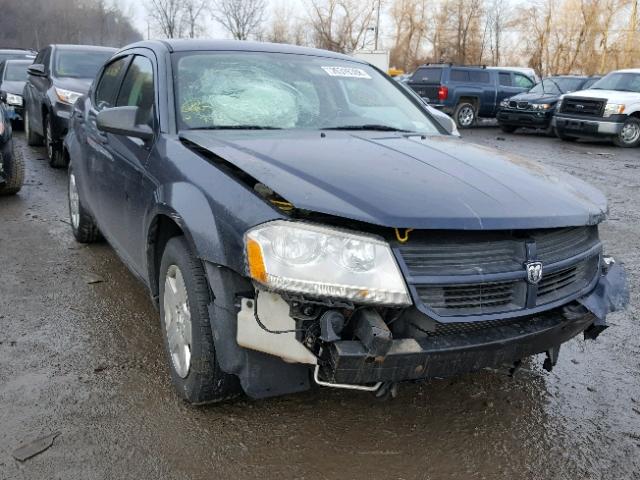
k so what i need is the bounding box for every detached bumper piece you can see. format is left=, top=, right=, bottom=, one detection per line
left=321, top=263, right=629, bottom=385
left=322, top=310, right=594, bottom=384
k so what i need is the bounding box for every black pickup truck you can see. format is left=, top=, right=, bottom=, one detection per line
left=407, top=64, right=535, bottom=128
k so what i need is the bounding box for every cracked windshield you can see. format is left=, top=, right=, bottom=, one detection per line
left=175, top=52, right=439, bottom=133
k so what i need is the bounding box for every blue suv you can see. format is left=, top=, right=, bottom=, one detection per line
left=407, top=64, right=535, bottom=128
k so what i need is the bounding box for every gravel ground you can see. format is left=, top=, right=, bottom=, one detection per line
left=0, top=128, right=638, bottom=480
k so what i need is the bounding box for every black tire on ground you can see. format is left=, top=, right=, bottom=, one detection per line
left=68, top=166, right=101, bottom=243
left=499, top=124, right=517, bottom=133
left=0, top=143, right=25, bottom=196
left=556, top=131, right=578, bottom=142
left=613, top=117, right=640, bottom=148
left=159, top=236, right=242, bottom=405
left=453, top=102, right=477, bottom=129
left=24, top=108, right=43, bottom=146
left=45, top=115, right=66, bottom=168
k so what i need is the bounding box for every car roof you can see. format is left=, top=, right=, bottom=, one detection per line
left=120, top=39, right=362, bottom=63
left=613, top=68, right=640, bottom=74
left=3, top=59, right=32, bottom=64
left=50, top=44, right=117, bottom=52
left=0, top=48, right=34, bottom=53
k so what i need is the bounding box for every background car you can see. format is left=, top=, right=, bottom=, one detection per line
left=497, top=75, right=601, bottom=134
left=554, top=69, right=640, bottom=147
left=406, top=63, right=535, bottom=128
left=0, top=59, right=32, bottom=126
left=23, top=44, right=115, bottom=167
left=0, top=48, right=35, bottom=64
left=0, top=103, right=24, bottom=195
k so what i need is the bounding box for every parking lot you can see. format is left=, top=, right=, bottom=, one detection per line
left=0, top=127, right=638, bottom=480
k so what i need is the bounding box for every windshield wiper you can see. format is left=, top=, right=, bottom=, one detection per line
left=322, top=124, right=415, bottom=132
left=193, top=125, right=283, bottom=130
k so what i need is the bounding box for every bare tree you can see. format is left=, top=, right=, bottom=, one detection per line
left=184, top=0, right=210, bottom=38
left=308, top=0, right=379, bottom=53
left=146, top=0, right=184, bottom=38
left=211, top=0, right=267, bottom=40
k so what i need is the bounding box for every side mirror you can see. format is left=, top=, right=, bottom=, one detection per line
left=27, top=64, right=45, bottom=76
left=427, top=106, right=460, bottom=137
left=97, top=106, right=153, bottom=140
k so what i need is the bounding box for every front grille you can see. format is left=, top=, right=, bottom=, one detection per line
left=517, top=101, right=530, bottom=109
left=559, top=97, right=605, bottom=116
left=537, top=256, right=599, bottom=305
left=397, top=227, right=601, bottom=318
left=416, top=280, right=525, bottom=316
left=424, top=316, right=535, bottom=337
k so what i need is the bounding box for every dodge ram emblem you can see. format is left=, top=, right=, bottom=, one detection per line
left=525, top=261, right=543, bottom=284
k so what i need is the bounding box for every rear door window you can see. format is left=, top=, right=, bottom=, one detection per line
left=410, top=67, right=442, bottom=83
left=469, top=71, right=490, bottom=83
left=450, top=69, right=470, bottom=82
left=499, top=72, right=512, bottom=86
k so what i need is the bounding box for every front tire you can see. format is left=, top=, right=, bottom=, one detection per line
left=159, top=236, right=241, bottom=404
left=68, top=166, right=100, bottom=243
left=45, top=115, right=66, bottom=168
left=0, top=143, right=25, bottom=196
left=24, top=108, right=43, bottom=146
left=454, top=102, right=477, bottom=129
left=613, top=117, right=640, bottom=148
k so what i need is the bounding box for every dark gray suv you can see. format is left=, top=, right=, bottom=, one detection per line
left=23, top=44, right=115, bottom=167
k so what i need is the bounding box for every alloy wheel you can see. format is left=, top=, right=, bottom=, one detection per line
left=68, top=171, right=80, bottom=230
left=163, top=265, right=192, bottom=379
left=620, top=121, right=640, bottom=145
left=458, top=106, right=475, bottom=127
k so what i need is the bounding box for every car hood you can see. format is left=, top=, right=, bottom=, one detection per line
left=0, top=80, right=26, bottom=95
left=509, top=92, right=560, bottom=103
left=564, top=89, right=640, bottom=104
left=54, top=77, right=93, bottom=94
left=180, top=130, right=608, bottom=230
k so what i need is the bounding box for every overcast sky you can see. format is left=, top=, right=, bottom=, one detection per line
left=120, top=0, right=309, bottom=40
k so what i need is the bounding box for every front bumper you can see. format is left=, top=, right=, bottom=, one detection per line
left=553, top=114, right=625, bottom=137
left=319, top=263, right=628, bottom=385
left=50, top=102, right=73, bottom=141
left=497, top=109, right=553, bottom=127
left=3, top=104, right=24, bottom=121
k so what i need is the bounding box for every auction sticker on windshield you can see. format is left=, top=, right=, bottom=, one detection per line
left=321, top=66, right=372, bottom=79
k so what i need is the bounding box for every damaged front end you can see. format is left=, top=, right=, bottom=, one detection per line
left=232, top=219, right=629, bottom=396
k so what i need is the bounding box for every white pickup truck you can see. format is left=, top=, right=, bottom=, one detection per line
left=553, top=68, right=640, bottom=147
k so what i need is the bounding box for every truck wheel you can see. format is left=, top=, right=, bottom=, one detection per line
left=499, top=125, right=517, bottom=133
left=454, top=103, right=477, bottom=128
left=0, top=143, right=25, bottom=196
left=24, top=108, right=43, bottom=146
left=159, top=236, right=241, bottom=404
left=68, top=166, right=101, bottom=243
left=45, top=115, right=66, bottom=168
left=613, top=117, right=640, bottom=148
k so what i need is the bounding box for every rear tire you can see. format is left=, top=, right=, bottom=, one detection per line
left=0, top=143, right=25, bottom=196
left=454, top=102, right=477, bottom=129
left=613, top=117, right=640, bottom=148
left=45, top=115, right=66, bottom=168
left=159, top=236, right=241, bottom=404
left=24, top=108, right=43, bottom=146
left=68, top=166, right=101, bottom=243
left=499, top=124, right=517, bottom=133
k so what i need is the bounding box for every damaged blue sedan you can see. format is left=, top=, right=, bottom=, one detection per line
left=64, top=40, right=628, bottom=403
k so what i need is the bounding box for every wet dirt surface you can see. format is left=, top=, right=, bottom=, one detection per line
left=1, top=129, right=638, bottom=480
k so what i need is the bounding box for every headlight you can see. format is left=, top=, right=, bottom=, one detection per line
left=603, top=103, right=625, bottom=117
left=500, top=99, right=510, bottom=107
left=245, top=221, right=411, bottom=306
left=54, top=87, right=83, bottom=105
left=532, top=103, right=552, bottom=110
left=6, top=93, right=23, bottom=106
